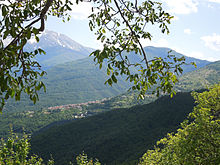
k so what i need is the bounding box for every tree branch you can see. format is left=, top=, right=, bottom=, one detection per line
left=113, top=0, right=149, bottom=68
left=4, top=0, right=54, bottom=50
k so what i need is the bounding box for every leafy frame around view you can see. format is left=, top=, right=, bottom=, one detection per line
left=0, top=0, right=195, bottom=112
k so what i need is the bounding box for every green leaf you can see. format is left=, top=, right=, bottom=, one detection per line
left=107, top=79, right=112, bottom=86
left=107, top=68, right=110, bottom=76
left=112, top=74, right=117, bottom=83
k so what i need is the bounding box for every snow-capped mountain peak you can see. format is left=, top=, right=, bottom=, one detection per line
left=27, top=30, right=89, bottom=52
left=25, top=30, right=94, bottom=67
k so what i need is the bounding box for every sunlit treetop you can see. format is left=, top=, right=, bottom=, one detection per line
left=140, top=84, right=220, bottom=164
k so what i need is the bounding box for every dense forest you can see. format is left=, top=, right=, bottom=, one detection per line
left=30, top=91, right=196, bottom=164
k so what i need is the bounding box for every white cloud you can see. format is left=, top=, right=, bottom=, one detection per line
left=208, top=0, right=220, bottom=3
left=141, top=38, right=169, bottom=48
left=162, top=0, right=199, bottom=14
left=184, top=28, right=192, bottom=35
left=188, top=51, right=217, bottom=61
left=201, top=33, right=220, bottom=51
left=188, top=51, right=204, bottom=59
left=208, top=4, right=214, bottom=8
left=69, top=2, right=92, bottom=20
left=172, top=15, right=179, bottom=21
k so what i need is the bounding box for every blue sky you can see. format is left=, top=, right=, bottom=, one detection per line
left=45, top=0, right=220, bottom=62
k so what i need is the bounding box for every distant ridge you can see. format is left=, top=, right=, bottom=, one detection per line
left=177, top=60, right=220, bottom=91
left=126, top=46, right=210, bottom=73
left=25, top=30, right=210, bottom=69
left=144, top=46, right=210, bottom=73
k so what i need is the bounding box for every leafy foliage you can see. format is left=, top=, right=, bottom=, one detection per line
left=75, top=152, right=101, bottom=165
left=0, top=131, right=99, bottom=165
left=140, top=84, right=220, bottom=165
left=0, top=0, right=195, bottom=111
left=0, top=0, right=73, bottom=111
left=89, top=0, right=194, bottom=98
left=0, top=130, right=54, bottom=165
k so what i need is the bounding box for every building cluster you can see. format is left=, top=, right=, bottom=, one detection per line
left=47, top=98, right=108, bottom=111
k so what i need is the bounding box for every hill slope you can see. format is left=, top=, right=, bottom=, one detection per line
left=2, top=61, right=219, bottom=138
left=177, top=60, right=220, bottom=91
left=0, top=91, right=156, bottom=139
left=30, top=92, right=196, bottom=165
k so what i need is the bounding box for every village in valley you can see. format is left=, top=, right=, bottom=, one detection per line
left=24, top=98, right=109, bottom=119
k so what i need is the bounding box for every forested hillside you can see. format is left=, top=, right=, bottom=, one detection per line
left=2, top=60, right=219, bottom=140
left=30, top=91, right=196, bottom=165
left=2, top=60, right=219, bottom=138
left=176, top=60, right=220, bottom=91
left=0, top=91, right=155, bottom=139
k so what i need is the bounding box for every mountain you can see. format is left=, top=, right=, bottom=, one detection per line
left=25, top=29, right=210, bottom=69
left=3, top=60, right=219, bottom=137
left=3, top=30, right=211, bottom=112
left=126, top=46, right=210, bottom=73
left=5, top=46, right=211, bottom=112
left=30, top=91, right=196, bottom=165
left=144, top=46, right=210, bottom=73
left=176, top=60, right=220, bottom=91
left=25, top=30, right=94, bottom=67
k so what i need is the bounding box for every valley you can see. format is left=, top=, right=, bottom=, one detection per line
left=0, top=90, right=156, bottom=139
